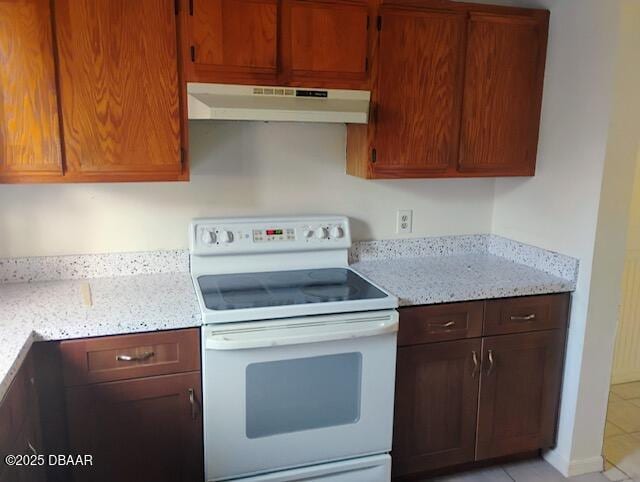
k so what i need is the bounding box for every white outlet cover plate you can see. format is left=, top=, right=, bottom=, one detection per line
left=397, top=209, right=413, bottom=234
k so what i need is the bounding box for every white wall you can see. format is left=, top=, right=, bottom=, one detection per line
left=492, top=0, right=640, bottom=475
left=0, top=121, right=495, bottom=258
left=611, top=148, right=640, bottom=384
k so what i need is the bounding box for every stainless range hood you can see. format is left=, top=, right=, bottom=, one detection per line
left=187, top=83, right=370, bottom=124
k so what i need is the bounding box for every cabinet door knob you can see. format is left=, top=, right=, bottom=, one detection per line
left=487, top=349, right=495, bottom=375
left=471, top=351, right=479, bottom=379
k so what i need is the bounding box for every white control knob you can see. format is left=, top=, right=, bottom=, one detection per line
left=201, top=230, right=216, bottom=245
left=219, top=230, right=234, bottom=244
left=316, top=227, right=329, bottom=239
left=330, top=226, right=344, bottom=239
left=303, top=229, right=314, bottom=239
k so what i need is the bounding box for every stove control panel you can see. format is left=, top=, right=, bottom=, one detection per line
left=189, top=216, right=351, bottom=255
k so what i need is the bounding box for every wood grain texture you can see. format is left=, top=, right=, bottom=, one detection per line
left=476, top=330, right=564, bottom=460
left=65, top=372, right=203, bottom=482
left=187, top=0, right=279, bottom=84
left=281, top=0, right=370, bottom=88
left=371, top=8, right=466, bottom=177
left=0, top=0, right=62, bottom=181
left=393, top=339, right=481, bottom=476
left=484, top=293, right=570, bottom=336
left=54, top=0, right=183, bottom=180
left=59, top=329, right=200, bottom=386
left=398, top=301, right=484, bottom=346
left=458, top=12, right=548, bottom=176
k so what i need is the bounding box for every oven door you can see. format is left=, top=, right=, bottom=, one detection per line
left=201, top=310, right=398, bottom=482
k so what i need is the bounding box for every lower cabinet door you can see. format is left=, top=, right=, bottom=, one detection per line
left=476, top=331, right=564, bottom=460
left=65, top=372, right=202, bottom=482
left=392, top=339, right=481, bottom=476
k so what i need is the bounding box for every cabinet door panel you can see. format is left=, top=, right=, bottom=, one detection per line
left=65, top=372, right=202, bottom=482
left=459, top=12, right=548, bottom=175
left=283, top=0, right=369, bottom=87
left=188, top=0, right=278, bottom=83
left=373, top=9, right=466, bottom=177
left=55, top=0, right=183, bottom=179
left=0, top=0, right=62, bottom=181
left=476, top=331, right=564, bottom=460
left=393, top=339, right=481, bottom=476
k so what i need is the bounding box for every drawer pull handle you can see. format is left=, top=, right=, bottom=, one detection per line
left=428, top=320, right=456, bottom=329
left=510, top=314, right=536, bottom=321
left=471, top=351, right=479, bottom=379
left=116, top=351, right=155, bottom=362
left=27, top=440, right=38, bottom=456
left=188, top=388, right=198, bottom=420
left=487, top=350, right=495, bottom=375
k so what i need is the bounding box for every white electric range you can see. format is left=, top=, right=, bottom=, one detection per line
left=190, top=216, right=398, bottom=482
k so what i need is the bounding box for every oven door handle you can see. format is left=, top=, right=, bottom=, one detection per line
left=205, top=317, right=398, bottom=350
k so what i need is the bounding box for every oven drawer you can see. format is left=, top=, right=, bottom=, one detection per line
left=201, top=311, right=398, bottom=481
left=483, top=294, right=570, bottom=336
left=60, top=328, right=200, bottom=386
left=398, top=301, right=484, bottom=345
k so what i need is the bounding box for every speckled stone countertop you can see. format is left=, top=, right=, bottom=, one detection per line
left=350, top=234, right=578, bottom=306
left=0, top=272, right=200, bottom=400
left=352, top=254, right=575, bottom=307
left=0, top=235, right=578, bottom=400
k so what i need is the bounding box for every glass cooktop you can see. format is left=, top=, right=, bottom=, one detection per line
left=198, top=268, right=388, bottom=311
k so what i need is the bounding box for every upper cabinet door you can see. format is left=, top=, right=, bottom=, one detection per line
left=55, top=0, right=184, bottom=181
left=0, top=0, right=62, bottom=182
left=281, top=0, right=371, bottom=89
left=371, top=9, right=466, bottom=178
left=458, top=12, right=548, bottom=176
left=186, top=0, right=279, bottom=84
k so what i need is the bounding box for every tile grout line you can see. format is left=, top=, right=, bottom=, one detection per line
left=500, top=465, right=517, bottom=482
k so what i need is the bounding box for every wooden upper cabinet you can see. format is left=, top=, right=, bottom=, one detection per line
left=0, top=0, right=62, bottom=182
left=476, top=331, right=564, bottom=460
left=347, top=2, right=549, bottom=179
left=281, top=0, right=371, bottom=88
left=370, top=8, right=466, bottom=178
left=185, top=0, right=279, bottom=84
left=458, top=12, right=548, bottom=176
left=54, top=0, right=185, bottom=181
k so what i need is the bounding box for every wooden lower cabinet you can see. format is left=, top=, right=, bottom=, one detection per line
left=392, top=339, right=481, bottom=476
left=476, top=331, right=564, bottom=460
left=65, top=371, right=203, bottom=482
left=393, top=294, right=569, bottom=478
left=0, top=352, right=46, bottom=482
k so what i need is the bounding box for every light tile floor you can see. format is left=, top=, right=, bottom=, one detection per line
left=421, top=459, right=616, bottom=482
left=421, top=458, right=620, bottom=482
left=603, top=382, right=640, bottom=481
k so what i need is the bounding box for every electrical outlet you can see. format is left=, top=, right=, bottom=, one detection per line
left=396, top=209, right=413, bottom=234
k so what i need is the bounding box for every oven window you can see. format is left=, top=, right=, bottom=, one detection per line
left=245, top=353, right=362, bottom=438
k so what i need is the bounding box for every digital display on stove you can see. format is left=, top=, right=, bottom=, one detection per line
left=265, top=229, right=283, bottom=235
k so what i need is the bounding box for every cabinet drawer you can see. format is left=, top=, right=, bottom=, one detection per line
left=60, top=329, right=200, bottom=386
left=398, top=301, right=483, bottom=346
left=483, top=294, right=570, bottom=336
